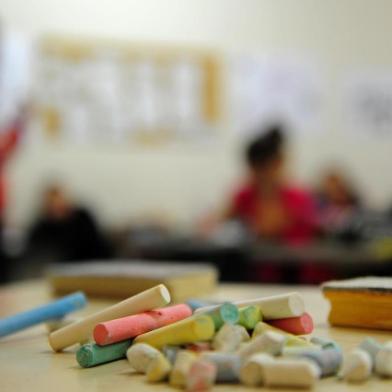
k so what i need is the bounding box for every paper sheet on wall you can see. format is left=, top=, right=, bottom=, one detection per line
left=0, top=31, right=33, bottom=131
left=32, top=40, right=217, bottom=145
left=229, top=55, right=324, bottom=138
left=343, top=71, right=392, bottom=136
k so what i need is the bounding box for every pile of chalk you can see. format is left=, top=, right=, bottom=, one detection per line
left=1, top=284, right=391, bottom=390
left=44, top=285, right=392, bottom=389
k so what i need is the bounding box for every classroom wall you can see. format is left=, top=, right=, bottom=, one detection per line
left=1, top=0, right=392, bottom=229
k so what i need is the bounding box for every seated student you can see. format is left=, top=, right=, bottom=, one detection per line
left=27, top=184, right=113, bottom=264
left=226, top=125, right=317, bottom=245
left=315, top=168, right=362, bottom=234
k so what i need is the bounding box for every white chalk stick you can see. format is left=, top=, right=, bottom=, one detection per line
left=49, top=284, right=170, bottom=351
left=126, top=343, right=161, bottom=373
left=341, top=349, right=372, bottom=383
left=195, top=292, right=305, bottom=320
left=239, top=353, right=274, bottom=387
left=212, top=324, right=250, bottom=352
left=263, top=358, right=321, bottom=388
left=375, top=341, right=392, bottom=378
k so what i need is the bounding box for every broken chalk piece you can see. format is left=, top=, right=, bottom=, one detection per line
left=263, top=358, right=321, bottom=388
left=237, top=306, right=262, bottom=330
left=212, top=323, right=250, bottom=352
left=341, top=348, right=372, bottom=383
left=126, top=343, right=161, bottom=373
left=205, top=303, right=239, bottom=330
left=239, top=353, right=274, bottom=387
left=186, top=359, right=217, bottom=391
left=375, top=341, right=392, bottom=378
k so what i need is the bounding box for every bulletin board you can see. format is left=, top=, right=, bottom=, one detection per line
left=33, top=36, right=221, bottom=145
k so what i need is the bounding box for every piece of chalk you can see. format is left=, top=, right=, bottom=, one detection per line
left=49, top=284, right=170, bottom=351
left=375, top=341, right=392, bottom=377
left=94, top=303, right=191, bottom=345
left=341, top=348, right=372, bottom=383
left=76, top=339, right=131, bottom=368
left=237, top=330, right=286, bottom=360
left=284, top=346, right=342, bottom=377
left=359, top=337, right=382, bottom=367
left=126, top=343, right=161, bottom=373
left=205, top=303, right=239, bottom=330
left=266, top=312, right=314, bottom=335
left=146, top=352, right=172, bottom=382
left=195, top=292, right=305, bottom=320
left=186, top=359, right=217, bottom=391
left=134, top=315, right=215, bottom=349
left=237, top=306, right=262, bottom=330
left=170, top=350, right=198, bottom=387
left=212, top=324, right=250, bottom=352
left=252, top=322, right=315, bottom=348
left=0, top=291, right=87, bottom=338
left=200, top=352, right=241, bottom=382
left=239, top=353, right=274, bottom=387
left=263, top=358, right=321, bottom=388
left=46, top=317, right=81, bottom=333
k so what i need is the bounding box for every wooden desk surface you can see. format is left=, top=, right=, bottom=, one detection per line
left=0, top=280, right=391, bottom=392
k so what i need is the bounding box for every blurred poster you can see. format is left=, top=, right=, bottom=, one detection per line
left=229, top=55, right=324, bottom=137
left=343, top=71, right=392, bottom=136
left=0, top=30, right=33, bottom=131
left=33, top=38, right=220, bottom=145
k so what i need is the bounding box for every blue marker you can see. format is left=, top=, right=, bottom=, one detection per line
left=0, top=291, right=87, bottom=338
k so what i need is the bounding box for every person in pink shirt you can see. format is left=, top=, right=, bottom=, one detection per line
left=227, top=126, right=317, bottom=245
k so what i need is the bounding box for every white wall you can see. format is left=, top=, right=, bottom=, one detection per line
left=1, top=0, right=392, bottom=228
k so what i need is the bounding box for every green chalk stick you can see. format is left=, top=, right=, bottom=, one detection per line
left=238, top=306, right=262, bottom=330
left=206, top=303, right=239, bottom=330
left=77, top=340, right=132, bottom=368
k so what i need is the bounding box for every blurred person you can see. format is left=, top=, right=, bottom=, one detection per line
left=317, top=168, right=361, bottom=210
left=225, top=125, right=318, bottom=244
left=315, top=168, right=362, bottom=235
left=27, top=184, right=112, bottom=265
left=0, top=109, right=25, bottom=282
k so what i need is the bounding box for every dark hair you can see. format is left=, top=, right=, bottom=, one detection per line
left=245, top=125, right=285, bottom=167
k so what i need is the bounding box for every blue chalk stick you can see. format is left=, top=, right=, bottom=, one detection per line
left=0, top=291, right=87, bottom=338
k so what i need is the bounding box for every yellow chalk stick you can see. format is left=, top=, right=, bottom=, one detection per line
left=134, top=315, right=215, bottom=349
left=146, top=352, right=172, bottom=382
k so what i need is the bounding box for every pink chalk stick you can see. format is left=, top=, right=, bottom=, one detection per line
left=266, top=312, right=314, bottom=335
left=94, top=304, right=192, bottom=345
